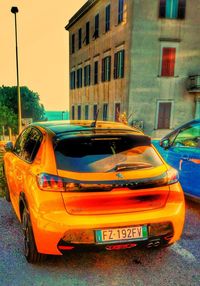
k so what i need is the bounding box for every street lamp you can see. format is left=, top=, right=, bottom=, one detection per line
left=11, top=6, right=22, bottom=134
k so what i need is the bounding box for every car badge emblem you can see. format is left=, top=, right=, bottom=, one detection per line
left=116, top=173, right=124, bottom=179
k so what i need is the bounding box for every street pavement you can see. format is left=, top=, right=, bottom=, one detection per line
left=0, top=198, right=199, bottom=286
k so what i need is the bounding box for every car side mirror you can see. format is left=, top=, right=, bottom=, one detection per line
left=160, top=139, right=170, bottom=150
left=5, top=141, right=14, bottom=152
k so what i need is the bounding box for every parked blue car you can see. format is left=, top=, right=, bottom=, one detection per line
left=152, top=119, right=200, bottom=201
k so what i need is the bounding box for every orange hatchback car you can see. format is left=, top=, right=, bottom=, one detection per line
left=3, top=120, right=185, bottom=263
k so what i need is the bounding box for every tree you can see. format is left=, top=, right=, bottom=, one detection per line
left=0, top=103, right=18, bottom=134
left=0, top=86, right=45, bottom=135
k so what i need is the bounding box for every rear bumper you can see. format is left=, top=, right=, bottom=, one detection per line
left=32, top=183, right=185, bottom=255
left=57, top=223, right=174, bottom=254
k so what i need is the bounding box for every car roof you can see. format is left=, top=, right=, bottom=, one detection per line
left=31, top=120, right=142, bottom=135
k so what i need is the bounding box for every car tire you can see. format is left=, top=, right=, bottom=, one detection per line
left=22, top=208, right=46, bottom=263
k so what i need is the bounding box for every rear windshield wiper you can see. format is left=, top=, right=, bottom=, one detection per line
left=107, top=162, right=153, bottom=172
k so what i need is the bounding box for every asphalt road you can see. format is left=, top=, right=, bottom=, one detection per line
left=0, top=198, right=199, bottom=286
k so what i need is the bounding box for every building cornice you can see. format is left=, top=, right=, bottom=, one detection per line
left=65, top=0, right=100, bottom=30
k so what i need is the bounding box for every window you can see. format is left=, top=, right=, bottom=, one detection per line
left=71, top=34, right=75, bottom=54
left=78, top=105, right=81, bottom=120
left=71, top=106, right=75, bottom=120
left=14, top=128, right=31, bottom=157
left=85, top=105, right=89, bottom=120
left=157, top=102, right=172, bottom=129
left=93, top=104, right=98, bottom=120
left=103, top=104, right=108, bottom=121
left=161, top=47, right=176, bottom=77
left=70, top=71, right=76, bottom=89
left=105, top=5, right=110, bottom=32
left=55, top=135, right=162, bottom=173
left=14, top=127, right=42, bottom=162
left=84, top=65, right=91, bottom=86
left=94, top=61, right=98, bottom=84
left=77, top=68, right=82, bottom=88
left=118, top=0, right=124, bottom=24
left=94, top=14, right=99, bottom=39
left=115, top=103, right=120, bottom=121
left=23, top=128, right=42, bottom=162
left=159, top=0, right=186, bottom=19
left=114, top=50, right=125, bottom=79
left=172, top=124, right=200, bottom=148
left=102, top=56, right=111, bottom=82
left=85, top=22, right=90, bottom=45
left=78, top=28, right=82, bottom=49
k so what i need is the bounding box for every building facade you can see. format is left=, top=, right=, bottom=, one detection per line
left=66, top=0, right=200, bottom=136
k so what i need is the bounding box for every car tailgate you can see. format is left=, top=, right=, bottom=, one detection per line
left=58, top=166, right=170, bottom=215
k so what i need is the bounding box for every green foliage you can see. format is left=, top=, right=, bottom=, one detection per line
left=0, top=86, right=45, bottom=134
left=0, top=103, right=18, bottom=133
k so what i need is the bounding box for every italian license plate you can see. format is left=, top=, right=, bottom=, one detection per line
left=95, top=225, right=148, bottom=244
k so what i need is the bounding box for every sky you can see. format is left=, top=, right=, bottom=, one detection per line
left=0, top=0, right=87, bottom=111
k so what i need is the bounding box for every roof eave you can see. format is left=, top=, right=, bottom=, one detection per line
left=65, top=0, right=99, bottom=30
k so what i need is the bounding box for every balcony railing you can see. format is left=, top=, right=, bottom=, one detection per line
left=187, top=75, right=200, bottom=92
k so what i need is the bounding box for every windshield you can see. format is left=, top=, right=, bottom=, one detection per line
left=55, top=135, right=163, bottom=173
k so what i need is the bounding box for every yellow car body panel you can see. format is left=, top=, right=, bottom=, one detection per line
left=3, top=121, right=185, bottom=257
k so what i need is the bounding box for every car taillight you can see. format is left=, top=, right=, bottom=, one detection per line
left=37, top=173, right=80, bottom=192
left=37, top=173, right=65, bottom=192
left=166, top=168, right=179, bottom=185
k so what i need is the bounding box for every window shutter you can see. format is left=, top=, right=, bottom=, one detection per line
left=78, top=106, right=81, bottom=120
left=103, top=104, right=108, bottom=121
left=114, top=53, right=118, bottom=79
left=80, top=69, right=82, bottom=87
left=72, top=34, right=75, bottom=53
left=73, top=71, right=75, bottom=89
left=121, top=50, right=125, bottom=78
left=84, top=66, right=87, bottom=86
left=72, top=106, right=75, bottom=120
left=70, top=72, right=72, bottom=89
left=71, top=72, right=74, bottom=89
left=86, top=22, right=90, bottom=45
left=76, top=70, right=79, bottom=88
left=169, top=48, right=176, bottom=76
left=108, top=56, right=111, bottom=81
left=94, top=61, right=98, bottom=84
left=178, top=0, right=186, bottom=19
left=78, top=28, right=82, bottom=49
left=161, top=47, right=176, bottom=77
left=159, top=0, right=166, bottom=18
left=118, top=0, right=124, bottom=23
left=102, top=59, right=105, bottom=82
left=88, top=65, right=91, bottom=85
left=93, top=105, right=98, bottom=120
left=94, top=14, right=99, bottom=38
left=105, top=5, right=110, bottom=32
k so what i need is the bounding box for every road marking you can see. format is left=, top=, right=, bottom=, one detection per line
left=171, top=243, right=197, bottom=263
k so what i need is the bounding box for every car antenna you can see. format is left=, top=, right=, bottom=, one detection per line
left=91, top=109, right=99, bottom=127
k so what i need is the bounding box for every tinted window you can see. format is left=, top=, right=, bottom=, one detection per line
left=173, top=124, right=200, bottom=148
left=55, top=135, right=163, bottom=173
left=14, top=127, right=42, bottom=162
left=14, top=128, right=31, bottom=157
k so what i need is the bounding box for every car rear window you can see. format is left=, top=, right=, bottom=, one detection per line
left=54, top=135, right=163, bottom=173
